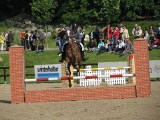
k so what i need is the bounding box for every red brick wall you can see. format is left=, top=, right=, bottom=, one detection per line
left=9, top=39, right=151, bottom=103
left=9, top=46, right=25, bottom=103
left=25, top=86, right=136, bottom=103
left=134, top=39, right=151, bottom=97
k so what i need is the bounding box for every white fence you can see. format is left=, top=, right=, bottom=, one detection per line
left=79, top=65, right=131, bottom=87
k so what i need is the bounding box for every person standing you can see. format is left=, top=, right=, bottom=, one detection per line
left=132, top=24, right=138, bottom=39
left=149, top=30, right=156, bottom=46
left=113, top=26, right=120, bottom=49
left=0, top=32, right=5, bottom=51
left=103, top=24, right=112, bottom=42
left=119, top=23, right=124, bottom=40
left=29, top=31, right=35, bottom=51
left=19, top=29, right=25, bottom=46
left=135, top=26, right=143, bottom=38
left=25, top=30, right=30, bottom=50
left=94, top=27, right=100, bottom=46
left=6, top=30, right=14, bottom=51
left=156, top=22, right=160, bottom=39
left=122, top=25, right=129, bottom=42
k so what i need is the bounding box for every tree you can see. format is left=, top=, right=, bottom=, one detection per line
left=31, top=0, right=57, bottom=49
left=99, top=0, right=121, bottom=24
left=59, top=0, right=98, bottom=25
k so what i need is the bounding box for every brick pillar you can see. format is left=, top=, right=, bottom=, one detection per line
left=134, top=39, right=151, bottom=97
left=9, top=45, right=25, bottom=103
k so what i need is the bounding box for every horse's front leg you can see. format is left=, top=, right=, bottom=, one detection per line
left=65, top=58, right=71, bottom=75
left=65, top=62, right=72, bottom=87
left=65, top=63, right=70, bottom=75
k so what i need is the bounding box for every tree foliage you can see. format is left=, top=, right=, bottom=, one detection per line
left=31, top=0, right=57, bottom=25
left=1, top=0, right=160, bottom=25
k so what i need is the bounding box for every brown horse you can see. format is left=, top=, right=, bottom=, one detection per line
left=64, top=37, right=83, bottom=87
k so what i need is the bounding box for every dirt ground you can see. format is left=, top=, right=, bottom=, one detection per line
left=0, top=81, right=160, bottom=120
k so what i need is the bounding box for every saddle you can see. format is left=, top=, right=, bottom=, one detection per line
left=63, top=42, right=82, bottom=52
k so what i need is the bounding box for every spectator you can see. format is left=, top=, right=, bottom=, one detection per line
left=88, top=30, right=94, bottom=41
left=132, top=24, right=138, bottom=39
left=148, top=25, right=154, bottom=34
left=122, top=25, right=129, bottom=42
left=114, top=39, right=125, bottom=54
left=119, top=23, right=124, bottom=40
left=113, top=26, right=120, bottom=49
left=100, top=27, right=104, bottom=39
left=6, top=30, right=14, bottom=51
left=87, top=39, right=96, bottom=52
left=103, top=24, right=112, bottom=42
left=94, top=27, right=100, bottom=46
left=78, top=28, right=85, bottom=45
left=19, top=29, right=25, bottom=46
left=138, top=26, right=143, bottom=38
left=106, top=39, right=113, bottom=52
left=24, top=30, right=29, bottom=50
left=39, top=31, right=45, bottom=44
left=79, top=28, right=85, bottom=45
left=152, top=38, right=160, bottom=48
left=0, top=32, right=5, bottom=51
left=97, top=39, right=105, bottom=55
left=29, top=31, right=35, bottom=51
left=119, top=38, right=134, bottom=56
left=149, top=30, right=156, bottom=45
left=98, top=39, right=105, bottom=49
left=36, top=42, right=44, bottom=53
left=33, top=30, right=38, bottom=49
left=156, top=23, right=160, bottom=38
left=143, top=30, right=150, bottom=40
left=4, top=32, right=8, bottom=50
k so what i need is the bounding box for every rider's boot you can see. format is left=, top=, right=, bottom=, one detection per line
left=81, top=51, right=88, bottom=61
left=59, top=52, right=65, bottom=63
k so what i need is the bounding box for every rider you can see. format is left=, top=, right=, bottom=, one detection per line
left=59, top=27, right=87, bottom=63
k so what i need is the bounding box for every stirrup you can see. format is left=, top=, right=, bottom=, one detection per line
left=82, top=57, right=88, bottom=61
left=59, top=59, right=63, bottom=63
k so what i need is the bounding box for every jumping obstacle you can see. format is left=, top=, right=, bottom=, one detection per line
left=9, top=39, right=151, bottom=103
left=25, top=74, right=134, bottom=82
left=25, top=66, right=133, bottom=86
left=78, top=66, right=131, bottom=86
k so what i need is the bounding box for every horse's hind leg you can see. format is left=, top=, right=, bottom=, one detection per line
left=76, top=69, right=80, bottom=84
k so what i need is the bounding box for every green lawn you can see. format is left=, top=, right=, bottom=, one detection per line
left=0, top=48, right=160, bottom=67
left=0, top=20, right=160, bottom=83
left=0, top=44, right=160, bottom=84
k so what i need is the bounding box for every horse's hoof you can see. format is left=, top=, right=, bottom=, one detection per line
left=76, top=80, right=80, bottom=84
left=69, top=84, right=72, bottom=88
left=66, top=71, right=69, bottom=75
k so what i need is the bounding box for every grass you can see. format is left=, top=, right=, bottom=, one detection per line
left=0, top=45, right=160, bottom=84
left=0, top=20, right=160, bottom=83
left=0, top=48, right=159, bottom=67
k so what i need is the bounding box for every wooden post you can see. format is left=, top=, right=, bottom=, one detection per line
left=128, top=54, right=136, bottom=84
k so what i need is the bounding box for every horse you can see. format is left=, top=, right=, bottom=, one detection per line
left=64, top=36, right=83, bottom=87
